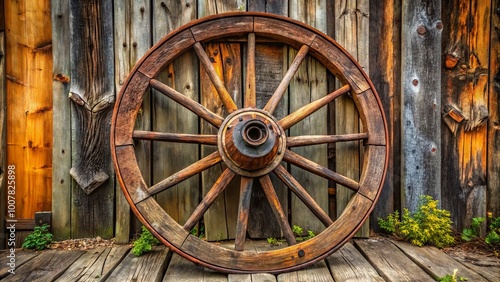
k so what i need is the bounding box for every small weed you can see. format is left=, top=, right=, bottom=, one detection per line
left=438, top=269, right=468, bottom=282
left=22, top=224, right=53, bottom=250
left=190, top=225, right=205, bottom=239
left=462, top=217, right=485, bottom=241
left=485, top=213, right=500, bottom=247
left=132, top=226, right=159, bottom=256
left=267, top=237, right=285, bottom=246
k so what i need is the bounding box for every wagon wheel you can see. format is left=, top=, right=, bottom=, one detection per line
left=111, top=12, right=388, bottom=273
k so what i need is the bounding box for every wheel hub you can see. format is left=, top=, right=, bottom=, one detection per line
left=218, top=109, right=286, bottom=177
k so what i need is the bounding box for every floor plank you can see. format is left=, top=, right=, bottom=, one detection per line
left=163, top=253, right=227, bottom=282
left=105, top=246, right=169, bottom=282
left=277, top=260, right=334, bottom=282
left=55, top=245, right=130, bottom=281
left=2, top=250, right=84, bottom=282
left=354, top=238, right=433, bottom=282
left=0, top=249, right=39, bottom=278
left=326, top=242, right=384, bottom=281
left=392, top=240, right=489, bottom=281
left=446, top=250, right=500, bottom=282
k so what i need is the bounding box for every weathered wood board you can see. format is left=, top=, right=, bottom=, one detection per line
left=0, top=249, right=39, bottom=278
left=198, top=1, right=244, bottom=241
left=488, top=0, right=500, bottom=220
left=334, top=0, right=369, bottom=237
left=446, top=249, right=500, bottom=282
left=401, top=0, right=442, bottom=211
left=106, top=246, right=170, bottom=282
left=51, top=0, right=72, bottom=241
left=163, top=253, right=227, bottom=282
left=441, top=0, right=489, bottom=231
left=69, top=0, right=115, bottom=239
left=55, top=246, right=130, bottom=281
left=5, top=0, right=53, bottom=220
left=277, top=260, right=333, bottom=282
left=326, top=243, right=384, bottom=281
left=288, top=0, right=329, bottom=235
left=2, top=250, right=84, bottom=282
left=0, top=29, right=6, bottom=247
left=392, top=240, right=489, bottom=281
left=368, top=0, right=402, bottom=230
left=354, top=239, right=433, bottom=281
left=151, top=0, right=199, bottom=230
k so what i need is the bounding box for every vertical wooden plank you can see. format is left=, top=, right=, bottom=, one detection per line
left=401, top=0, right=442, bottom=211
left=289, top=0, right=329, bottom=234
left=152, top=1, right=198, bottom=228
left=488, top=0, right=500, bottom=219
left=0, top=29, right=6, bottom=247
left=247, top=0, right=288, bottom=239
left=51, top=0, right=71, bottom=240
left=441, top=0, right=490, bottom=231
left=334, top=0, right=368, bottom=236
left=69, top=0, right=114, bottom=238
left=114, top=0, right=152, bottom=243
left=368, top=0, right=402, bottom=230
left=5, top=0, right=53, bottom=220
left=198, top=1, right=244, bottom=241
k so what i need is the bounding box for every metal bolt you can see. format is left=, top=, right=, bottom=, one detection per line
left=412, top=79, right=419, bottom=86
left=436, top=21, right=443, bottom=30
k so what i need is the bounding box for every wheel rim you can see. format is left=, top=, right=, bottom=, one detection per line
left=111, top=12, right=388, bottom=274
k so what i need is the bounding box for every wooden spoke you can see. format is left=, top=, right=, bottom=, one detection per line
left=148, top=151, right=222, bottom=196
left=133, top=130, right=217, bottom=145
left=279, top=84, right=351, bottom=130
left=183, top=169, right=236, bottom=232
left=273, top=165, right=333, bottom=227
left=259, top=175, right=297, bottom=246
left=244, top=33, right=256, bottom=108
left=234, top=177, right=253, bottom=251
left=193, top=42, right=238, bottom=113
left=287, top=133, right=368, bottom=147
left=264, top=45, right=310, bottom=114
left=150, top=79, right=224, bottom=127
left=283, top=149, right=359, bottom=192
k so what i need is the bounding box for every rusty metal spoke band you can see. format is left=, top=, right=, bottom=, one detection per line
left=111, top=12, right=389, bottom=274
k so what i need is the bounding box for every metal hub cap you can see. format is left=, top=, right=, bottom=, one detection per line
left=218, top=108, right=286, bottom=177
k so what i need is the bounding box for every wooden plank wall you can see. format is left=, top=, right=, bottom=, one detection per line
left=0, top=0, right=491, bottom=243
left=5, top=0, right=53, bottom=224
left=0, top=0, right=6, bottom=247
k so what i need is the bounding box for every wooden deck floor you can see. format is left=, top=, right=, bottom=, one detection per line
left=0, top=238, right=498, bottom=281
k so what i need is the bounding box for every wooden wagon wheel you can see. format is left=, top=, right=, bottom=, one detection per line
left=111, top=12, right=388, bottom=273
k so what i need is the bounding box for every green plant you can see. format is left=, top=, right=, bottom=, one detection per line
left=132, top=226, right=159, bottom=256
left=190, top=225, right=205, bottom=239
left=378, top=195, right=455, bottom=248
left=462, top=217, right=485, bottom=241
left=267, top=237, right=285, bottom=246
left=485, top=214, right=500, bottom=246
left=22, top=224, right=53, bottom=250
left=438, top=269, right=467, bottom=282
left=292, top=225, right=316, bottom=242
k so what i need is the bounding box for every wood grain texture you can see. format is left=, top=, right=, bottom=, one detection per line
left=247, top=43, right=288, bottom=239
left=69, top=0, right=115, bottom=239
left=0, top=31, right=6, bottom=247
left=106, top=246, right=170, bottom=282
left=276, top=260, right=333, bottom=282
left=334, top=0, right=369, bottom=237
left=488, top=0, right=500, bottom=219
left=163, top=253, right=227, bottom=282
left=113, top=0, right=152, bottom=243
left=326, top=243, right=384, bottom=281
left=198, top=2, right=244, bottom=241
left=0, top=250, right=39, bottom=278
left=152, top=0, right=199, bottom=227
left=55, top=245, right=130, bottom=281
left=401, top=0, right=442, bottom=211
left=69, top=0, right=114, bottom=194
left=51, top=0, right=71, bottom=241
left=441, top=0, right=490, bottom=231
left=2, top=250, right=84, bottom=282
left=5, top=0, right=53, bottom=219
left=368, top=0, right=402, bottom=231
left=355, top=239, right=433, bottom=282
left=289, top=0, right=329, bottom=234
left=392, top=240, right=489, bottom=281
